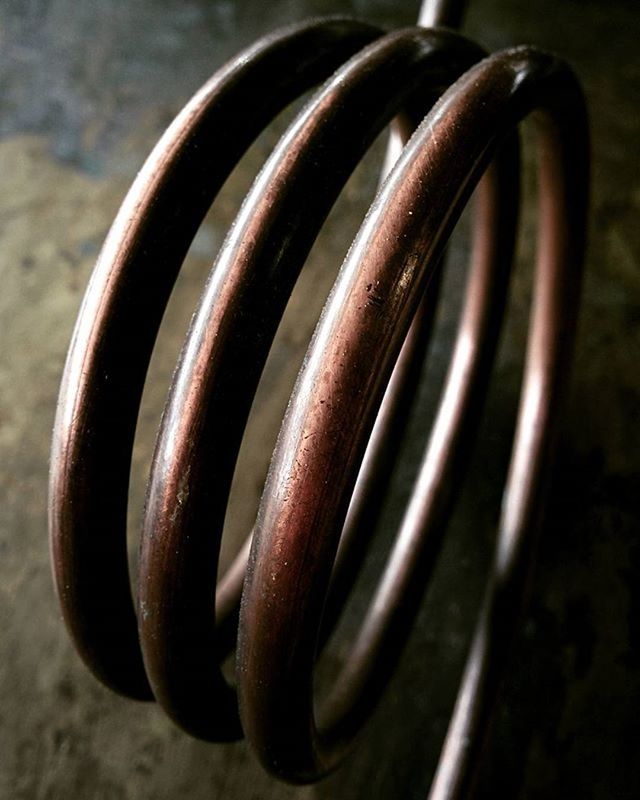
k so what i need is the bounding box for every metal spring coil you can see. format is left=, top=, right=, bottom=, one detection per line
left=48, top=7, right=589, bottom=798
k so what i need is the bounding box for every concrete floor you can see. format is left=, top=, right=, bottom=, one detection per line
left=1, top=0, right=639, bottom=798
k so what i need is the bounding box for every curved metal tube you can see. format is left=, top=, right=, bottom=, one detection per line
left=237, top=46, right=588, bottom=785
left=139, top=27, right=491, bottom=742
left=48, top=16, right=383, bottom=703
left=48, top=11, right=589, bottom=799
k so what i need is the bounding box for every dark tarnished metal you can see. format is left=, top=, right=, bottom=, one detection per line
left=139, top=27, right=489, bottom=742
left=237, top=46, right=588, bottom=787
left=48, top=16, right=383, bottom=706
left=49, top=3, right=589, bottom=797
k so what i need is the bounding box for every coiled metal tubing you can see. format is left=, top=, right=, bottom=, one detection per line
left=48, top=10, right=589, bottom=800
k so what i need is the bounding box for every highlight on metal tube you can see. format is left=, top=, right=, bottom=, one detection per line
left=48, top=6, right=589, bottom=799
left=237, top=45, right=588, bottom=786
left=138, top=26, right=489, bottom=743
left=48, top=15, right=385, bottom=706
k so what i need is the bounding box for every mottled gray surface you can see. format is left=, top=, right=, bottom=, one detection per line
left=1, top=0, right=639, bottom=798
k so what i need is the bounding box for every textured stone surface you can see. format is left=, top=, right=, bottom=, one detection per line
left=0, top=1, right=638, bottom=798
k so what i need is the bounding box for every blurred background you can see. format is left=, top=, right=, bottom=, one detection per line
left=1, top=0, right=638, bottom=798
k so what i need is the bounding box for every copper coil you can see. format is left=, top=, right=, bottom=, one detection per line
left=48, top=6, right=589, bottom=799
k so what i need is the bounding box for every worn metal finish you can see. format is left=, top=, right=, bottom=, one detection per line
left=237, top=47, right=588, bottom=787
left=48, top=16, right=383, bottom=704
left=48, top=7, right=589, bottom=800
left=139, top=27, right=489, bottom=741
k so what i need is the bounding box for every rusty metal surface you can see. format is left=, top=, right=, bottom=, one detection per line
left=46, top=7, right=591, bottom=800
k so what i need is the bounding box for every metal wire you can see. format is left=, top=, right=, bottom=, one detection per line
left=48, top=7, right=589, bottom=799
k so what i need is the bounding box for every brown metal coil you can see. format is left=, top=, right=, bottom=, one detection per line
left=48, top=6, right=589, bottom=799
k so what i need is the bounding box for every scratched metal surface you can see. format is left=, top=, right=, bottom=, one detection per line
left=0, top=0, right=638, bottom=798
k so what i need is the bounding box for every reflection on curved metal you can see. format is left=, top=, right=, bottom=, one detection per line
left=238, top=46, right=589, bottom=787
left=139, top=26, right=491, bottom=743
left=48, top=16, right=384, bottom=705
left=48, top=6, right=589, bottom=800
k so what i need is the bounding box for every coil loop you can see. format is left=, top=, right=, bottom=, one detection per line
left=49, top=11, right=589, bottom=800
